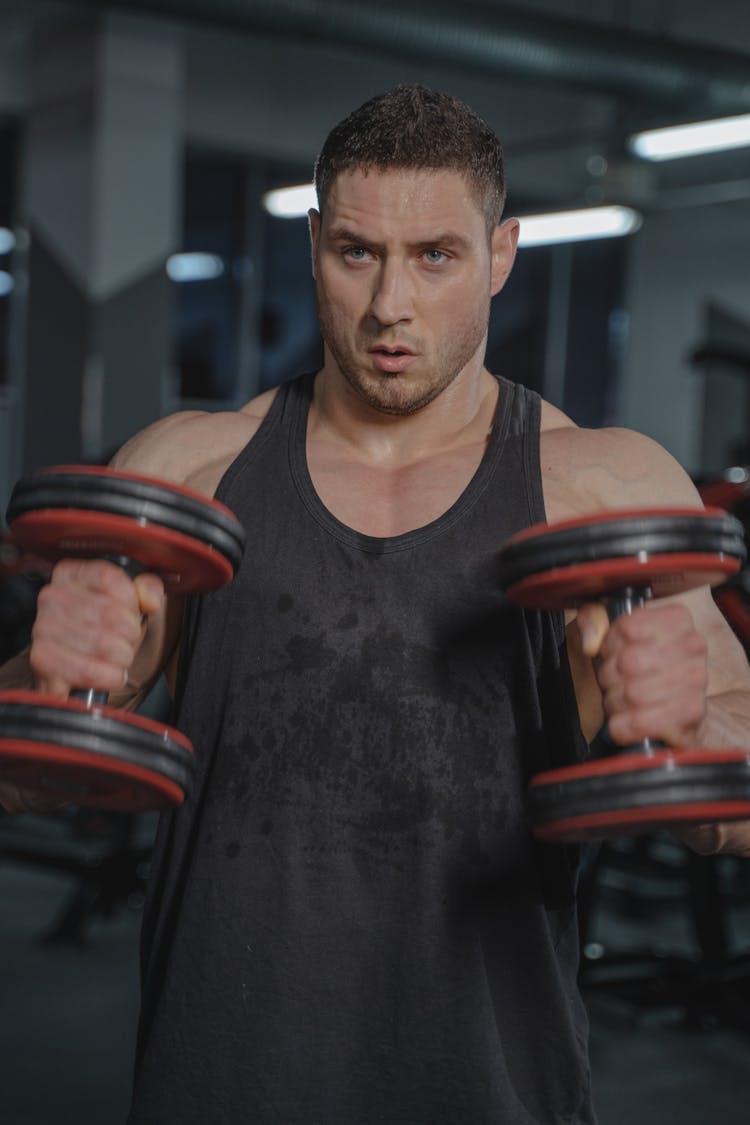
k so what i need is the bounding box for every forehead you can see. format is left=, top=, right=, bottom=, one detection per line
left=322, top=167, right=486, bottom=237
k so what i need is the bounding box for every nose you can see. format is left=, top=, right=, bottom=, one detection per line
left=367, top=258, right=414, bottom=327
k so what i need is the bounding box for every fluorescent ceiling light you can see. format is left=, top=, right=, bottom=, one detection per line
left=262, top=185, right=641, bottom=245
left=629, top=113, right=750, bottom=161
left=263, top=183, right=317, bottom=218
left=517, top=206, right=642, bottom=246
left=0, top=270, right=14, bottom=296
left=0, top=227, right=15, bottom=255
left=166, top=252, right=224, bottom=282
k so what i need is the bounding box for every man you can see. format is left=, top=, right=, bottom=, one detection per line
left=2, top=85, right=750, bottom=1123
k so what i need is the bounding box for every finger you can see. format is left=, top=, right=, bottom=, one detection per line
left=601, top=645, right=708, bottom=744
left=37, top=581, right=144, bottom=647
left=595, top=630, right=707, bottom=692
left=597, top=602, right=698, bottom=658
left=601, top=658, right=707, bottom=715
left=133, top=573, right=165, bottom=617
left=30, top=636, right=132, bottom=696
left=606, top=696, right=706, bottom=746
left=56, top=557, right=142, bottom=609
left=575, top=602, right=610, bottom=658
left=603, top=674, right=707, bottom=745
left=33, top=586, right=143, bottom=665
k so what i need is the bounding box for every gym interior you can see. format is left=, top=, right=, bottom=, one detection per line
left=1, top=1, right=750, bottom=1121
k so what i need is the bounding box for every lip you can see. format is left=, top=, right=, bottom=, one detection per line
left=369, top=346, right=418, bottom=374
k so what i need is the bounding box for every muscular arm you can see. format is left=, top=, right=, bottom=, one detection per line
left=542, top=421, right=750, bottom=856
left=0, top=399, right=270, bottom=812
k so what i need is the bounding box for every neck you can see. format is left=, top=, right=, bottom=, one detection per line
left=310, top=361, right=499, bottom=467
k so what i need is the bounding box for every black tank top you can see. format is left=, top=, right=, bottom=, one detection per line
left=129, top=373, right=596, bottom=1124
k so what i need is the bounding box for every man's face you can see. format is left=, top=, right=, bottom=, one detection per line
left=309, top=168, right=517, bottom=416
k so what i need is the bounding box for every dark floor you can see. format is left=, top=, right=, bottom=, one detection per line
left=2, top=813, right=750, bottom=1125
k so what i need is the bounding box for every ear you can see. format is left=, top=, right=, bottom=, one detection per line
left=490, top=218, right=519, bottom=296
left=308, top=208, right=321, bottom=280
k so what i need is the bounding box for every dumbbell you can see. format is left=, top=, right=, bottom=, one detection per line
left=0, top=464, right=245, bottom=811
left=497, top=506, right=749, bottom=844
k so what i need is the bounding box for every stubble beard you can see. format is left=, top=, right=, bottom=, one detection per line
left=317, top=298, right=491, bottom=418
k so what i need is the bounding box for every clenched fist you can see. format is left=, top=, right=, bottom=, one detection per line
left=29, top=559, right=165, bottom=698
left=576, top=600, right=708, bottom=749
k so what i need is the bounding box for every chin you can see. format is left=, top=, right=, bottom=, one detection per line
left=354, top=374, right=444, bottom=416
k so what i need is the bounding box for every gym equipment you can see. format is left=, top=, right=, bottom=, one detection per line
left=497, top=507, right=749, bottom=844
left=698, top=472, right=750, bottom=651
left=0, top=465, right=245, bottom=811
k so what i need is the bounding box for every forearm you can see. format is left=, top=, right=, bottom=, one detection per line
left=698, top=689, right=750, bottom=752
left=677, top=689, right=750, bottom=857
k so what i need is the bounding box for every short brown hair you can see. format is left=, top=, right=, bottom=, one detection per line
left=313, top=84, right=506, bottom=237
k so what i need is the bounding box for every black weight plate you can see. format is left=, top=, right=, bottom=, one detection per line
left=527, top=748, right=750, bottom=843
left=7, top=466, right=245, bottom=573
left=11, top=465, right=245, bottom=551
left=0, top=744, right=187, bottom=810
left=9, top=510, right=237, bottom=593
left=505, top=554, right=742, bottom=610
left=0, top=693, right=194, bottom=791
left=498, top=508, right=745, bottom=590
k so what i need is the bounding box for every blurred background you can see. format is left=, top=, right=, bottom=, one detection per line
left=1, top=0, right=750, bottom=1121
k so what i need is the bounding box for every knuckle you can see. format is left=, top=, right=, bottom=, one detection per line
left=90, top=560, right=132, bottom=595
left=616, top=612, right=646, bottom=640
left=618, top=646, right=646, bottom=677
left=100, top=603, right=141, bottom=646
left=621, top=680, right=644, bottom=708
left=72, top=654, right=121, bottom=693
left=34, top=582, right=58, bottom=616
left=602, top=686, right=622, bottom=718
left=51, top=558, right=80, bottom=582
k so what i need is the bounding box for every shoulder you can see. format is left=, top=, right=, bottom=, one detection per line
left=538, top=400, right=701, bottom=521
left=110, top=386, right=280, bottom=498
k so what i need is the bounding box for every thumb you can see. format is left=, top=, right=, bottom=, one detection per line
left=575, top=602, right=610, bottom=658
left=133, top=573, right=166, bottom=617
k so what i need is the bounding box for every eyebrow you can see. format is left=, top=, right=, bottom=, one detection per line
left=326, top=226, right=473, bottom=252
left=327, top=226, right=377, bottom=247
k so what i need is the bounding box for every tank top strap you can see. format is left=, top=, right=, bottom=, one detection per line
left=213, top=374, right=315, bottom=505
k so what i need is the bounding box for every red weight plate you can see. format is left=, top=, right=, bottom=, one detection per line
left=506, top=551, right=739, bottom=610
left=698, top=479, right=748, bottom=511
left=38, top=463, right=240, bottom=526
left=0, top=691, right=193, bottom=811
left=533, top=800, right=750, bottom=844
left=529, top=747, right=750, bottom=843
left=507, top=505, right=730, bottom=544
left=9, top=510, right=234, bottom=593
left=0, top=684, right=191, bottom=738
left=0, top=739, right=185, bottom=811
left=528, top=745, right=750, bottom=785
left=0, top=689, right=194, bottom=748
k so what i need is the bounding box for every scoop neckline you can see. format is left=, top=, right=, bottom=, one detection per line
left=288, top=373, right=514, bottom=554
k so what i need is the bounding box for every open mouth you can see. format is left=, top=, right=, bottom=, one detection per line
left=369, top=347, right=417, bottom=374
left=371, top=346, right=414, bottom=358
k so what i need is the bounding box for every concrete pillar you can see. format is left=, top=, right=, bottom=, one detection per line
left=18, top=11, right=182, bottom=473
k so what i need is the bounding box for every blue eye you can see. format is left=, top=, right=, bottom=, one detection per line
left=423, top=249, right=447, bottom=264
left=345, top=246, right=370, bottom=260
